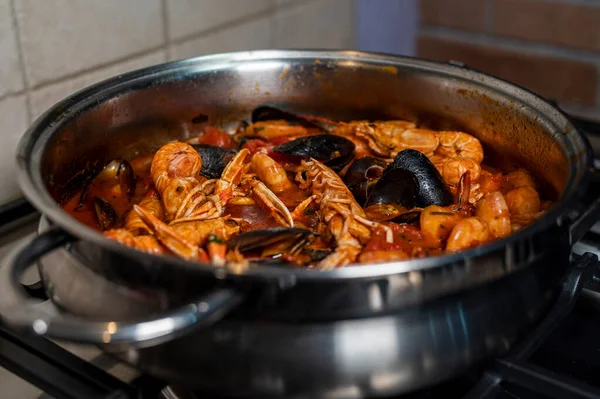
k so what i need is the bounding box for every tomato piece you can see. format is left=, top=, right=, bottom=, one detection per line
left=270, top=136, right=291, bottom=146
left=364, top=228, right=402, bottom=252
left=197, top=127, right=234, bottom=149
left=242, top=139, right=273, bottom=155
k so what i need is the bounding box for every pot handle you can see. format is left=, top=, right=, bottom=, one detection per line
left=568, top=167, right=600, bottom=245
left=0, top=227, right=245, bottom=347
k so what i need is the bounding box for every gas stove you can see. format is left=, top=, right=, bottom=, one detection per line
left=2, top=118, right=600, bottom=399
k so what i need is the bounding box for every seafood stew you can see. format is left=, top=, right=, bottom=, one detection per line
left=61, top=106, right=553, bottom=270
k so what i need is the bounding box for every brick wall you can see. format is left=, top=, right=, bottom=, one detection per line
left=417, top=0, right=600, bottom=121
left=0, top=0, right=356, bottom=205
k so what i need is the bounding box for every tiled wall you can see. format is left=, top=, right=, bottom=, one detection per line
left=417, top=0, right=600, bottom=121
left=0, top=0, right=356, bottom=204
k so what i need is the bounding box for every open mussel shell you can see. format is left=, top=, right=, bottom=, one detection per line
left=344, top=157, right=387, bottom=206
left=365, top=168, right=418, bottom=208
left=272, top=134, right=355, bottom=172
left=251, top=105, right=340, bottom=133
left=191, top=144, right=238, bottom=179
left=388, top=149, right=453, bottom=207
left=249, top=248, right=331, bottom=267
left=251, top=105, right=325, bottom=130
left=303, top=248, right=331, bottom=262
left=103, top=159, right=136, bottom=199
left=94, top=197, right=118, bottom=230
left=389, top=210, right=422, bottom=225
left=79, top=159, right=136, bottom=206
left=227, top=227, right=318, bottom=253
left=249, top=258, right=296, bottom=268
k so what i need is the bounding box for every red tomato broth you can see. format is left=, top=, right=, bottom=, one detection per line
left=197, top=127, right=234, bottom=149
left=223, top=204, right=280, bottom=232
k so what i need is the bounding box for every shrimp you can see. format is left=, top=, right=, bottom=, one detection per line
left=506, top=168, right=537, bottom=190
left=331, top=131, right=374, bottom=159
left=478, top=169, right=510, bottom=196
left=151, top=142, right=205, bottom=221
left=435, top=131, right=484, bottom=164
left=358, top=249, right=409, bottom=264
left=345, top=121, right=440, bottom=158
left=153, top=143, right=250, bottom=223
left=130, top=204, right=240, bottom=263
left=446, top=217, right=490, bottom=252
left=245, top=121, right=308, bottom=139
left=475, top=191, right=511, bottom=239
left=213, top=148, right=251, bottom=204
left=247, top=179, right=294, bottom=227
left=206, top=234, right=227, bottom=266
left=104, top=229, right=167, bottom=256
left=169, top=216, right=241, bottom=248
left=132, top=205, right=208, bottom=261
left=432, top=155, right=482, bottom=186
left=420, top=205, right=464, bottom=246
left=124, top=190, right=164, bottom=235
left=505, top=186, right=541, bottom=216
left=104, top=188, right=168, bottom=253
left=250, top=152, right=293, bottom=193
left=296, top=159, right=391, bottom=269
left=505, top=186, right=542, bottom=230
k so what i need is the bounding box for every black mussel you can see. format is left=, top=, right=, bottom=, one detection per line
left=251, top=105, right=321, bottom=129
left=235, top=120, right=250, bottom=135
left=251, top=248, right=331, bottom=267
left=365, top=168, right=419, bottom=208
left=94, top=197, right=118, bottom=230
left=99, top=159, right=136, bottom=200
left=389, top=210, right=422, bottom=225
left=227, top=227, right=318, bottom=253
left=77, top=176, right=94, bottom=209
left=251, top=105, right=337, bottom=132
left=388, top=149, right=453, bottom=207
left=191, top=113, right=209, bottom=124
left=303, top=248, right=331, bottom=262
left=80, top=159, right=136, bottom=205
left=272, top=135, right=355, bottom=172
left=191, top=144, right=238, bottom=179
left=250, top=258, right=296, bottom=268
left=343, top=157, right=387, bottom=206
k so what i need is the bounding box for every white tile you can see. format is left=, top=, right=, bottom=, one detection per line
left=166, top=0, right=272, bottom=41
left=170, top=16, right=272, bottom=60
left=30, top=50, right=167, bottom=118
left=0, top=95, right=28, bottom=204
left=273, top=0, right=355, bottom=49
left=15, top=0, right=164, bottom=87
left=0, top=0, right=24, bottom=96
left=0, top=368, right=43, bottom=399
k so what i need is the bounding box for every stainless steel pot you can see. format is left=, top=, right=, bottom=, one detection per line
left=2, top=50, right=598, bottom=397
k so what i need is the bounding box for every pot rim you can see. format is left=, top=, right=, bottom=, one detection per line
left=16, top=49, right=593, bottom=282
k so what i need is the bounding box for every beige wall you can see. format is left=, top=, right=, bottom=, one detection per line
left=0, top=0, right=356, bottom=204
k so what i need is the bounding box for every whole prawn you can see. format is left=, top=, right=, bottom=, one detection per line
left=346, top=121, right=440, bottom=158
left=296, top=158, right=391, bottom=269
left=104, top=189, right=168, bottom=255
left=151, top=142, right=250, bottom=222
